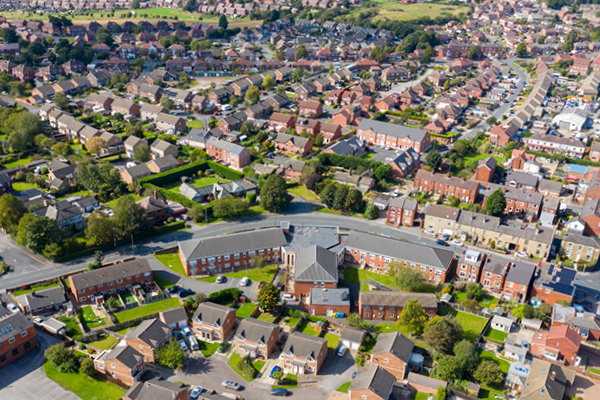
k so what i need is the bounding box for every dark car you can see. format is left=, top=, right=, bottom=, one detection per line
left=271, top=388, right=288, bottom=397
left=258, top=281, right=267, bottom=289
left=277, top=283, right=285, bottom=291
left=436, top=240, right=450, bottom=247
left=166, top=285, right=181, bottom=294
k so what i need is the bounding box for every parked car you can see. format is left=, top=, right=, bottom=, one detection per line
left=436, top=240, right=449, bottom=247
left=182, top=326, right=192, bottom=336
left=187, top=334, right=199, bottom=351
left=450, top=239, right=463, bottom=247
left=178, top=340, right=189, bottom=352
left=33, top=317, right=44, bottom=326
left=441, top=233, right=450, bottom=241
left=216, top=275, right=225, bottom=284
left=271, top=388, right=288, bottom=397
left=190, top=386, right=203, bottom=399
left=7, top=303, right=19, bottom=313
left=337, top=345, right=348, bottom=357
left=575, top=299, right=593, bottom=307
left=277, top=283, right=285, bottom=291
left=521, top=340, right=529, bottom=351
left=166, top=285, right=181, bottom=294
left=222, top=381, right=241, bottom=390
left=240, top=277, right=249, bottom=287
left=515, top=251, right=529, bottom=259
left=423, top=229, right=435, bottom=236
left=174, top=331, right=183, bottom=341
left=282, top=293, right=297, bottom=301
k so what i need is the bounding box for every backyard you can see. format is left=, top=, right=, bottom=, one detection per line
left=324, top=333, right=341, bottom=350
left=186, top=119, right=203, bottom=129
left=12, top=181, right=37, bottom=192
left=104, top=194, right=144, bottom=210
left=454, top=290, right=499, bottom=309
left=235, top=302, right=257, bottom=319
left=90, top=335, right=118, bottom=351
left=257, top=312, right=278, bottom=324
left=198, top=266, right=278, bottom=283
left=152, top=272, right=177, bottom=290
left=121, top=291, right=137, bottom=306
left=483, top=327, right=508, bottom=343
left=439, top=306, right=488, bottom=341
left=154, top=252, right=188, bottom=277
left=58, top=316, right=84, bottom=339
left=4, top=157, right=32, bottom=169
left=342, top=267, right=437, bottom=293
left=167, top=175, right=229, bottom=194
left=228, top=352, right=265, bottom=382
left=79, top=306, right=107, bottom=331
left=372, top=323, right=429, bottom=349
left=298, top=320, right=321, bottom=337
left=113, top=298, right=181, bottom=323
left=477, top=350, right=510, bottom=400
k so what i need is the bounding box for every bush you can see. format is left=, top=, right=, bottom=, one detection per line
left=78, top=343, right=85, bottom=350
left=356, top=354, right=366, bottom=367
left=208, top=288, right=242, bottom=305
left=79, top=357, right=96, bottom=376
left=246, top=192, right=257, bottom=203
left=87, top=348, right=95, bottom=354
left=138, top=160, right=208, bottom=186
left=207, top=160, right=244, bottom=180
left=273, top=371, right=283, bottom=379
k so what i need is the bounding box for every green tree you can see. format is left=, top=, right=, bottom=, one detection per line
left=219, top=15, right=228, bottom=30
left=364, top=202, right=380, bottom=220
left=515, top=42, right=528, bottom=58
left=537, top=35, right=546, bottom=45
left=161, top=97, right=175, bottom=110
left=133, top=143, right=151, bottom=163
left=433, top=356, right=462, bottom=383
left=345, top=189, right=363, bottom=212
left=257, top=282, right=280, bottom=313
left=563, top=39, right=574, bottom=53
left=0, top=194, right=26, bottom=232
left=424, top=315, right=463, bottom=353
left=184, top=0, right=197, bottom=12
left=355, top=353, right=366, bottom=367
left=320, top=183, right=337, bottom=208
left=112, top=195, right=153, bottom=239
left=53, top=91, right=70, bottom=109
left=156, top=340, right=186, bottom=369
left=425, top=150, right=442, bottom=171
left=465, top=282, right=483, bottom=300
left=522, top=304, right=535, bottom=319
left=79, top=357, right=95, bottom=376
left=16, top=213, right=35, bottom=247
left=397, top=299, right=427, bottom=336
left=88, top=250, right=104, bottom=271
left=374, top=164, right=391, bottom=180
left=346, top=313, right=365, bottom=329
left=260, top=174, right=292, bottom=212
left=95, top=27, right=114, bottom=46
left=45, top=344, right=75, bottom=370
left=486, top=116, right=497, bottom=125
left=212, top=196, right=249, bottom=218
left=263, top=74, right=276, bottom=91
left=453, top=340, right=478, bottom=374
left=22, top=217, right=63, bottom=254
left=473, top=360, right=504, bottom=386
left=453, top=140, right=468, bottom=157
left=467, top=45, right=482, bottom=60
left=296, top=44, right=308, bottom=59
left=86, top=136, right=107, bottom=155
left=395, top=265, right=424, bottom=292
left=333, top=185, right=349, bottom=210
left=251, top=253, right=268, bottom=273
left=85, top=212, right=116, bottom=247
left=483, top=188, right=506, bottom=217
left=132, top=0, right=140, bottom=8
left=245, top=85, right=260, bottom=104
left=436, top=387, right=447, bottom=400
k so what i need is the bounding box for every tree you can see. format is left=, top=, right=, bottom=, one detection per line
left=260, top=174, right=292, bottom=212
left=22, top=217, right=63, bottom=254
left=314, top=133, right=324, bottom=147
left=395, top=265, right=424, bottom=292
left=0, top=28, right=18, bottom=44
left=563, top=39, right=574, bottom=53
left=86, top=213, right=116, bottom=247
left=397, top=299, right=427, bottom=336
left=79, top=357, right=95, bottom=376
left=296, top=44, right=308, bottom=60
left=133, top=143, right=151, bottom=163
left=263, top=74, right=276, bottom=91
left=212, top=197, right=249, bottom=218
left=105, top=295, right=120, bottom=311
left=374, top=164, right=391, bottom=180
left=425, top=150, right=442, bottom=171
left=88, top=250, right=104, bottom=271
left=465, top=282, right=483, bottom=300
left=251, top=253, right=268, bottom=272
left=86, top=136, right=107, bottom=155
left=346, top=313, right=366, bottom=329
left=355, top=354, right=366, bottom=367
left=132, top=0, right=140, bottom=8
left=184, top=0, right=197, bottom=12
left=483, top=188, right=506, bottom=217
left=453, top=340, right=478, bottom=374
left=364, top=202, right=380, bottom=220
left=95, top=27, right=114, bottom=46
left=433, top=356, right=462, bottom=383
left=345, top=189, right=363, bottom=212
left=424, top=316, right=462, bottom=353
left=333, top=185, right=349, bottom=210
left=522, top=304, right=535, bottom=319
left=537, top=35, right=546, bottom=45
left=45, top=344, right=75, bottom=370
left=0, top=194, right=26, bottom=232
left=16, top=213, right=35, bottom=247
left=473, top=360, right=504, bottom=386
left=320, top=183, right=337, bottom=208
left=179, top=72, right=190, bottom=86
left=436, top=387, right=447, bottom=400
left=257, top=282, right=280, bottom=313
left=156, top=340, right=186, bottom=369
left=245, top=85, right=260, bottom=105
left=7, top=111, right=43, bottom=153
left=467, top=45, right=482, bottom=60
left=486, top=116, right=497, bottom=125
left=161, top=97, right=175, bottom=110
left=112, top=195, right=153, bottom=239
left=515, top=42, right=528, bottom=58
left=219, top=15, right=228, bottom=30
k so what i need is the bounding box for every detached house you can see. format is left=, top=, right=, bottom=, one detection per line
left=282, top=332, right=328, bottom=375
left=234, top=317, right=279, bottom=360
left=124, top=319, right=172, bottom=363
left=192, top=302, right=237, bottom=343
left=94, top=346, right=145, bottom=387
left=274, top=133, right=313, bottom=156
left=350, top=366, right=395, bottom=400
left=371, top=332, right=414, bottom=379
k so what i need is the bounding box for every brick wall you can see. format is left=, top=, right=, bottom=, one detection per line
left=0, top=326, right=37, bottom=369
left=372, top=352, right=407, bottom=379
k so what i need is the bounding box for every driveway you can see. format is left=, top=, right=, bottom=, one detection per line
left=318, top=351, right=357, bottom=393
left=0, top=331, right=81, bottom=400
left=566, top=375, right=600, bottom=399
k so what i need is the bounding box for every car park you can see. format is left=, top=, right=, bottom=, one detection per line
left=222, top=381, right=241, bottom=390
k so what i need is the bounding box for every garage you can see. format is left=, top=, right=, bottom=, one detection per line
left=340, top=327, right=367, bottom=350
left=559, top=121, right=571, bottom=130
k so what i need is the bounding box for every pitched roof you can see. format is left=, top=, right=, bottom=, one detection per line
left=283, top=331, right=328, bottom=359
left=193, top=301, right=235, bottom=326
left=159, top=306, right=188, bottom=326
left=360, top=291, right=437, bottom=309
left=341, top=327, right=367, bottom=344
left=70, top=258, right=151, bottom=290
left=126, top=318, right=171, bottom=347
left=0, top=304, right=33, bottom=343
left=350, top=366, right=395, bottom=398
left=105, top=345, right=144, bottom=369
left=124, top=377, right=187, bottom=400
left=505, top=261, right=537, bottom=286
left=521, top=359, right=576, bottom=400
left=371, top=331, right=414, bottom=363
left=236, top=317, right=278, bottom=343
left=19, top=286, right=66, bottom=310
left=294, top=245, right=338, bottom=282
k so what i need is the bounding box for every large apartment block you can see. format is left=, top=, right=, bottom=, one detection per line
left=357, top=119, right=431, bottom=153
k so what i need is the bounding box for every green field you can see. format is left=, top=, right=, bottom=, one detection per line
left=154, top=252, right=188, bottom=277
left=228, top=352, right=265, bottom=382
left=439, top=306, right=488, bottom=342
left=344, top=0, right=470, bottom=22
left=44, top=359, right=127, bottom=400
left=90, top=335, right=118, bottom=351
left=58, top=316, right=84, bottom=339
left=236, top=302, right=257, bottom=319
left=288, top=185, right=318, bottom=201
left=285, top=316, right=300, bottom=327
left=121, top=291, right=137, bottom=305
left=114, top=298, right=181, bottom=323
left=186, top=120, right=203, bottom=129
left=4, top=157, right=32, bottom=169
left=13, top=281, right=60, bottom=296
left=343, top=267, right=437, bottom=293
left=483, top=328, right=508, bottom=343
left=12, top=181, right=36, bottom=192
left=198, top=266, right=278, bottom=283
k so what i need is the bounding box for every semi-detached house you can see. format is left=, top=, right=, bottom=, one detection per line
left=371, top=331, right=414, bottom=379
left=0, top=304, right=37, bottom=369
left=124, top=318, right=172, bottom=363
left=357, top=119, right=431, bottom=153
left=234, top=317, right=279, bottom=360
left=282, top=332, right=328, bottom=375
left=344, top=231, right=454, bottom=284
left=192, top=302, right=236, bottom=343
left=178, top=228, right=288, bottom=276
left=349, top=366, right=396, bottom=400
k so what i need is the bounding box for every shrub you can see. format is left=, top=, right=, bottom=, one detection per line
left=273, top=371, right=283, bottom=379
left=87, top=348, right=95, bottom=354
left=78, top=343, right=85, bottom=350
left=246, top=192, right=257, bottom=203
left=208, top=288, right=242, bottom=305
left=355, top=354, right=366, bottom=367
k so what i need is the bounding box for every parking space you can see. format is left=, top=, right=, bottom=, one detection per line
left=318, top=350, right=357, bottom=393
left=506, top=325, right=534, bottom=345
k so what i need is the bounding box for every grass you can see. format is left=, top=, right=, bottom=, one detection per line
left=344, top=0, right=469, bottom=22
left=298, top=320, right=321, bottom=337
left=454, top=290, right=499, bottom=309
left=343, top=267, right=437, bottom=293
left=273, top=373, right=298, bottom=389
left=463, top=151, right=504, bottom=165
left=90, top=335, right=118, bottom=351
left=57, top=190, right=95, bottom=201
left=372, top=323, right=429, bottom=349
left=114, top=322, right=140, bottom=336
left=4, top=157, right=32, bottom=168
left=155, top=252, right=188, bottom=277
left=288, top=185, right=318, bottom=201
left=198, top=340, right=220, bottom=357
left=80, top=306, right=107, bottom=330
left=360, top=283, right=370, bottom=291
left=285, top=316, right=300, bottom=327
left=153, top=272, right=177, bottom=290
left=258, top=312, right=278, bottom=323
left=228, top=352, right=265, bottom=382
left=197, top=266, right=277, bottom=283
left=483, top=327, right=509, bottom=343
left=438, top=306, right=488, bottom=342
left=360, top=152, right=375, bottom=159
left=114, top=297, right=181, bottom=323
left=58, top=316, right=84, bottom=339
left=12, top=281, right=60, bottom=296
left=315, top=206, right=342, bottom=215
left=43, top=359, right=127, bottom=400
left=12, top=181, right=36, bottom=192
left=104, top=194, right=144, bottom=210
left=589, top=366, right=600, bottom=375
left=167, top=175, right=228, bottom=194
left=236, top=302, right=257, bottom=319
left=336, top=382, right=351, bottom=392
left=324, top=333, right=341, bottom=349
left=414, top=392, right=430, bottom=400
left=121, top=291, right=137, bottom=305
left=186, top=120, right=203, bottom=129
left=478, top=350, right=510, bottom=374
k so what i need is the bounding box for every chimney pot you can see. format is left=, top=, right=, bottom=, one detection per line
left=551, top=371, right=556, bottom=381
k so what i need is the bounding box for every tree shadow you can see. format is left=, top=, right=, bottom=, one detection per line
left=180, top=356, right=215, bottom=375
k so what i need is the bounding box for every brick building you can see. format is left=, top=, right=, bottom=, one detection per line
left=234, top=317, right=279, bottom=360
left=205, top=138, right=251, bottom=169
left=349, top=366, right=395, bottom=400
left=94, top=345, right=145, bottom=387
left=386, top=198, right=418, bottom=227
left=192, top=302, right=237, bottom=343
left=285, top=245, right=339, bottom=300
left=476, top=157, right=497, bottom=182
left=282, top=332, right=328, bottom=375
left=358, top=292, right=437, bottom=322
left=415, top=170, right=479, bottom=204
left=124, top=377, right=189, bottom=400
left=502, top=261, right=536, bottom=302
left=371, top=332, right=414, bottom=379
left=531, top=263, right=576, bottom=306
left=124, top=319, right=172, bottom=363
left=531, top=325, right=581, bottom=366
left=357, top=119, right=430, bottom=153
left=273, top=133, right=313, bottom=156
left=0, top=304, right=37, bottom=369
left=456, top=249, right=485, bottom=283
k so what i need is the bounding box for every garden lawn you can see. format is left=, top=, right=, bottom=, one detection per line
left=288, top=185, right=318, bottom=201
left=589, top=366, right=600, bottom=375
left=153, top=272, right=177, bottom=290
left=483, top=328, right=508, bottom=343
left=343, top=267, right=437, bottom=293
left=298, top=321, right=321, bottom=337
left=463, top=152, right=504, bottom=165
left=372, top=323, right=429, bottom=349
left=478, top=350, right=510, bottom=374
left=154, top=252, right=188, bottom=277
left=336, top=382, right=351, bottom=392
left=186, top=119, right=203, bottom=129
left=58, top=316, right=84, bottom=339
left=198, top=266, right=277, bottom=283
left=12, top=181, right=36, bottom=192
left=114, top=298, right=181, bottom=323
left=198, top=340, right=220, bottom=357
left=324, top=333, right=341, bottom=350
left=4, top=157, right=32, bottom=169
left=414, top=392, right=430, bottom=400
left=104, top=194, right=143, bottom=210
left=454, top=290, right=499, bottom=309
left=80, top=306, right=107, bottom=330
left=258, top=312, right=278, bottom=323
left=273, top=373, right=298, bottom=389
left=236, top=302, right=257, bottom=319
left=44, top=360, right=127, bottom=400
left=91, top=335, right=118, bottom=351
left=285, top=316, right=300, bottom=327
left=228, top=352, right=264, bottom=382
left=56, top=190, right=95, bottom=201
left=438, top=306, right=487, bottom=342
left=13, top=281, right=60, bottom=296
left=121, top=291, right=137, bottom=305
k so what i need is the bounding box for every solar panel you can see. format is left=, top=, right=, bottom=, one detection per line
left=0, top=324, right=13, bottom=336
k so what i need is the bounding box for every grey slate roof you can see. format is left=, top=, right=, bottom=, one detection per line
left=124, top=377, right=187, bottom=400
left=20, top=286, right=66, bottom=310
left=206, top=137, right=246, bottom=155
left=283, top=331, right=327, bottom=359
left=105, top=345, right=144, bottom=369
left=538, top=179, right=563, bottom=193
left=505, top=261, right=537, bottom=286
left=340, top=327, right=367, bottom=344
left=507, top=171, right=539, bottom=187
left=350, top=366, right=395, bottom=398
left=193, top=301, right=235, bottom=326
left=0, top=304, right=34, bottom=343
left=33, top=200, right=82, bottom=222
left=521, top=359, right=576, bottom=400
left=179, top=228, right=288, bottom=261
left=371, top=332, right=414, bottom=363
left=309, top=287, right=350, bottom=306
left=295, top=245, right=338, bottom=282
left=123, top=163, right=152, bottom=179
left=345, top=231, right=454, bottom=271
left=562, top=233, right=600, bottom=248
left=482, top=257, right=510, bottom=275
left=358, top=119, right=428, bottom=142
left=159, top=306, right=188, bottom=326
left=70, top=258, right=151, bottom=291
left=148, top=154, right=177, bottom=170
left=407, top=372, right=447, bottom=391
left=126, top=318, right=171, bottom=348
left=359, top=292, right=437, bottom=309
left=236, top=317, right=278, bottom=343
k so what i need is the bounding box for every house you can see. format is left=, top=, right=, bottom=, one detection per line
left=192, top=302, right=237, bottom=343
left=124, top=136, right=148, bottom=159
left=268, top=93, right=291, bottom=111
left=121, top=163, right=153, bottom=185
left=520, top=359, right=575, bottom=400
left=506, top=171, right=539, bottom=190
left=527, top=134, right=586, bottom=158
left=324, top=136, right=366, bottom=157
left=531, top=263, right=576, bottom=306
left=270, top=112, right=296, bottom=131
left=136, top=196, right=169, bottom=225
left=94, top=346, right=145, bottom=387
left=150, top=139, right=179, bottom=159
left=274, top=133, right=313, bottom=156
left=481, top=185, right=543, bottom=222
left=407, top=373, right=447, bottom=396
left=387, top=149, right=419, bottom=179
left=33, top=200, right=84, bottom=233
left=15, top=286, right=66, bottom=316
left=579, top=198, right=600, bottom=238
left=234, top=317, right=279, bottom=360
left=382, top=66, right=409, bottom=81
left=502, top=261, right=536, bottom=302
left=295, top=82, right=317, bottom=100
left=139, top=84, right=163, bottom=102
left=531, top=325, right=582, bottom=366
left=386, top=198, right=418, bottom=227
left=552, top=303, right=600, bottom=341
left=280, top=158, right=306, bottom=182
left=68, top=258, right=153, bottom=304
left=178, top=228, right=287, bottom=275
left=111, top=99, right=140, bottom=117
left=538, top=179, right=563, bottom=198
left=371, top=332, right=414, bottom=379
left=456, top=249, right=485, bottom=283
left=288, top=245, right=339, bottom=300
left=205, top=138, right=251, bottom=169
left=415, top=170, right=479, bottom=203
left=158, top=306, right=188, bottom=330
left=125, top=319, right=172, bottom=363
left=358, top=292, right=438, bottom=321
left=320, top=123, right=342, bottom=144
left=476, top=157, right=497, bottom=182
left=357, top=119, right=431, bottom=153
left=282, top=332, right=328, bottom=375
left=298, top=100, right=323, bottom=117
left=333, top=170, right=376, bottom=192
left=140, top=104, right=169, bottom=122
left=0, top=304, right=38, bottom=369
left=559, top=233, right=600, bottom=267
left=124, top=377, right=189, bottom=400
left=340, top=327, right=367, bottom=351
left=349, top=366, right=395, bottom=400
left=147, top=155, right=178, bottom=174
left=491, top=315, right=513, bottom=333
left=156, top=113, right=186, bottom=135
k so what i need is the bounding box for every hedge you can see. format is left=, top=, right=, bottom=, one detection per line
left=209, top=288, right=242, bottom=305
left=207, top=160, right=245, bottom=180
left=143, top=183, right=206, bottom=209
left=138, top=160, right=209, bottom=186
left=525, top=150, right=600, bottom=167
left=317, top=152, right=384, bottom=171
left=154, top=220, right=186, bottom=236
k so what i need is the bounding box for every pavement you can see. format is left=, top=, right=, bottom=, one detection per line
left=0, top=331, right=81, bottom=400
left=566, top=374, right=600, bottom=399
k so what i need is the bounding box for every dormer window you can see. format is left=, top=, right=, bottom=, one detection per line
left=257, top=339, right=264, bottom=346
left=286, top=350, right=293, bottom=356
left=307, top=355, right=314, bottom=362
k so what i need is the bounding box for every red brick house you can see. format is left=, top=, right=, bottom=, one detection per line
left=386, top=198, right=418, bottom=227
left=502, top=261, right=536, bottom=303
left=531, top=264, right=576, bottom=306
left=274, top=133, right=313, bottom=156
left=357, top=119, right=430, bottom=153
left=295, top=119, right=320, bottom=136
left=282, top=332, right=328, bottom=375
left=124, top=319, right=172, bottom=363
left=269, top=112, right=296, bottom=131
left=358, top=292, right=437, bottom=322
left=298, top=100, right=323, bottom=117
left=320, top=123, right=342, bottom=144
left=192, top=302, right=237, bottom=343
left=414, top=170, right=479, bottom=203
left=0, top=305, right=37, bottom=369
left=531, top=325, right=581, bottom=366
left=94, top=346, right=145, bottom=387
left=234, top=318, right=279, bottom=360
left=124, top=378, right=189, bottom=400
left=205, top=138, right=251, bottom=169
left=479, top=257, right=510, bottom=293
left=476, top=157, right=497, bottom=182
left=489, top=124, right=517, bottom=147
left=349, top=366, right=396, bottom=400
left=371, top=332, right=414, bottom=379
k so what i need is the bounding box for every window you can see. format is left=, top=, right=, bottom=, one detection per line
left=285, top=360, right=291, bottom=365
left=107, top=281, right=114, bottom=286
left=364, top=313, right=369, bottom=317
left=78, top=289, right=85, bottom=294
left=8, top=337, right=15, bottom=344
left=378, top=313, right=383, bottom=317
left=21, top=331, right=27, bottom=337
left=79, top=297, right=86, bottom=302
left=111, top=363, right=115, bottom=368
left=224, top=255, right=230, bottom=261
left=116, top=279, right=123, bottom=284
left=12, top=349, right=18, bottom=356
left=139, top=345, right=144, bottom=350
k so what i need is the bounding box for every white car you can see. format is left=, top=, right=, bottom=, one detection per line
left=239, top=277, right=249, bottom=287
left=515, top=251, right=529, bottom=259
left=282, top=293, right=297, bottom=301
left=33, top=317, right=44, bottom=325
left=423, top=229, right=436, bottom=236
left=216, top=275, right=225, bottom=284
left=7, top=303, right=19, bottom=313
left=450, top=239, right=464, bottom=247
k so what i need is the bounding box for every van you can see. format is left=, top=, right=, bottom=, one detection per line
left=187, top=334, right=199, bottom=351
left=221, top=104, right=232, bottom=111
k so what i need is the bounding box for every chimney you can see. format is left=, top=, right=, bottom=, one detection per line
left=551, top=371, right=556, bottom=381
left=31, top=291, right=36, bottom=297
